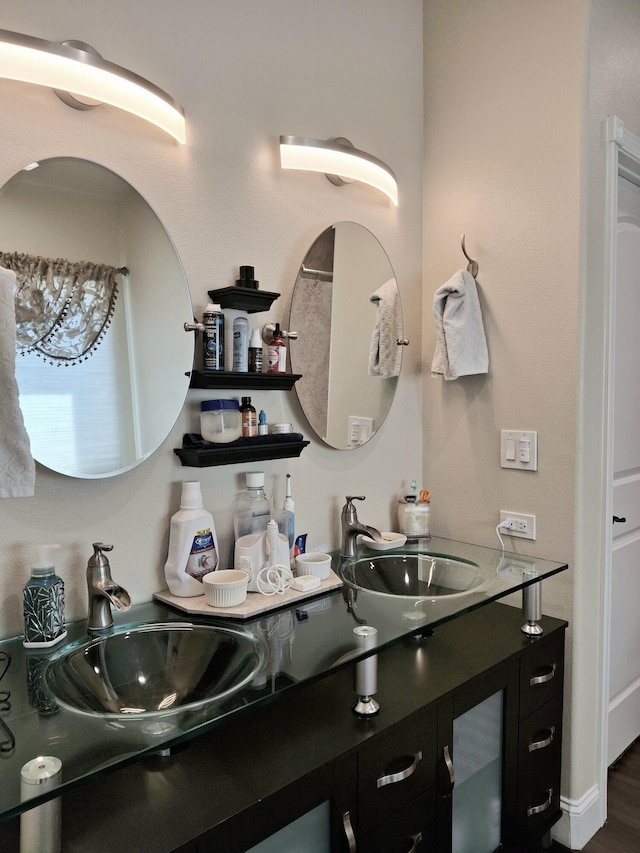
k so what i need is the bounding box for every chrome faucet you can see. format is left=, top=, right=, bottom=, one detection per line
left=340, top=496, right=382, bottom=557
left=86, top=543, right=131, bottom=634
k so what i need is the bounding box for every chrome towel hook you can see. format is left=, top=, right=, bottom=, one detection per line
left=460, top=234, right=479, bottom=279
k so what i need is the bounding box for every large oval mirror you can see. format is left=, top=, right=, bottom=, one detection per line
left=0, top=157, right=193, bottom=478
left=290, top=222, right=402, bottom=449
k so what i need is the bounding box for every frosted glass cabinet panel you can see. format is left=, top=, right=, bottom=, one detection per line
left=246, top=802, right=330, bottom=852
left=452, top=690, right=504, bottom=853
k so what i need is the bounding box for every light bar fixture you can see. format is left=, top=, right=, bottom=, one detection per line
left=0, top=29, right=186, bottom=144
left=280, top=135, right=398, bottom=206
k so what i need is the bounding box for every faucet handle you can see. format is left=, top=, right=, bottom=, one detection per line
left=343, top=496, right=365, bottom=524
left=89, top=543, right=114, bottom=569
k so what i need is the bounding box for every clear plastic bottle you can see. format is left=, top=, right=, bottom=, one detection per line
left=233, top=472, right=271, bottom=539
left=164, top=481, right=219, bottom=597
left=23, top=544, right=67, bottom=648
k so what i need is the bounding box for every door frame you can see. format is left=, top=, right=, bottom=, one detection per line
left=600, top=114, right=640, bottom=810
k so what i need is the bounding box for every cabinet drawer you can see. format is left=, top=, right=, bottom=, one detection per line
left=516, top=694, right=563, bottom=846
left=518, top=692, right=563, bottom=790
left=519, top=632, right=564, bottom=718
left=357, top=790, right=436, bottom=853
left=358, top=706, right=437, bottom=833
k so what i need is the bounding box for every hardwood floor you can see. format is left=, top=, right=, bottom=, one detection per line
left=555, top=738, right=640, bottom=852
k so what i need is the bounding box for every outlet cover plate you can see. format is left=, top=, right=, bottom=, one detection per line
left=499, top=510, right=536, bottom=541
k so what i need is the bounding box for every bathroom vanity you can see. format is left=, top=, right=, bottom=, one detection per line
left=0, top=538, right=567, bottom=852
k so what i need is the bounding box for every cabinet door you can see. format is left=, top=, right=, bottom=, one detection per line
left=358, top=790, right=437, bottom=853
left=436, top=661, right=519, bottom=853
left=195, top=762, right=343, bottom=852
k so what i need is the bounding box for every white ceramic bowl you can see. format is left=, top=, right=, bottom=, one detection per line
left=357, top=532, right=407, bottom=552
left=295, top=552, right=332, bottom=580
left=203, top=570, right=248, bottom=607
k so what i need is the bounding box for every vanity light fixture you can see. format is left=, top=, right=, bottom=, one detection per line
left=279, top=136, right=398, bottom=206
left=0, top=29, right=186, bottom=143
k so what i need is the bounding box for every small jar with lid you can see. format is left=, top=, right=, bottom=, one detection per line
left=200, top=399, right=241, bottom=443
left=398, top=495, right=431, bottom=540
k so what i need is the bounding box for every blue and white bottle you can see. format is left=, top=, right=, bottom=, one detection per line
left=23, top=544, right=67, bottom=648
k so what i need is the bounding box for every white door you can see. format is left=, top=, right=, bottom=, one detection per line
left=607, top=173, right=640, bottom=765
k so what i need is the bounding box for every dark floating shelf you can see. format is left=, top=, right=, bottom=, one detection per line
left=175, top=439, right=310, bottom=468
left=188, top=370, right=302, bottom=391
left=207, top=286, right=280, bottom=314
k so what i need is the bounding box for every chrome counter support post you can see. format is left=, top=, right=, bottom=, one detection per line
left=352, top=625, right=379, bottom=716
left=522, top=571, right=543, bottom=636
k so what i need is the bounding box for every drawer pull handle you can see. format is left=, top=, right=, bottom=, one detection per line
left=342, top=811, right=357, bottom=853
left=527, top=788, right=553, bottom=817
left=405, top=832, right=423, bottom=853
left=377, top=750, right=423, bottom=788
left=443, top=744, right=455, bottom=795
left=528, top=726, right=556, bottom=752
left=529, top=663, right=556, bottom=687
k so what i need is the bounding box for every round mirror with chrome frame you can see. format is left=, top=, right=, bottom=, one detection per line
left=0, top=157, right=193, bottom=478
left=289, top=222, right=403, bottom=450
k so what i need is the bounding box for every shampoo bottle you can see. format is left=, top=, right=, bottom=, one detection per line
left=164, top=481, right=219, bottom=597
left=23, top=544, right=67, bottom=648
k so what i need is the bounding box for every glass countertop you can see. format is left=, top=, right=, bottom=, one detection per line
left=0, top=537, right=568, bottom=821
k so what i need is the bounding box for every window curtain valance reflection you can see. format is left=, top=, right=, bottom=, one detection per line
left=0, top=251, right=127, bottom=365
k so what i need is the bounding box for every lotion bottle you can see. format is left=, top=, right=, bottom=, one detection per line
left=232, top=316, right=249, bottom=372
left=23, top=544, right=67, bottom=648
left=164, top=481, right=219, bottom=597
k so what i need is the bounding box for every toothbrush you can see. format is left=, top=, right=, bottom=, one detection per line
left=283, top=474, right=295, bottom=550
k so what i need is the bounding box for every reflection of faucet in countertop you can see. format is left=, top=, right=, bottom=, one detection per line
left=86, top=543, right=131, bottom=634
left=340, top=496, right=382, bottom=557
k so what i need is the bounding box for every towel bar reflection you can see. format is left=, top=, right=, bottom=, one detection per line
left=300, top=264, right=333, bottom=282
left=460, top=234, right=479, bottom=279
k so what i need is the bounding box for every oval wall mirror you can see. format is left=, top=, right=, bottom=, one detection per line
left=289, top=222, right=402, bottom=450
left=0, top=157, right=193, bottom=478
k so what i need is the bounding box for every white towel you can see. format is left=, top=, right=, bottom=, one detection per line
left=368, top=278, right=402, bottom=378
left=431, top=269, right=489, bottom=380
left=0, top=266, right=35, bottom=497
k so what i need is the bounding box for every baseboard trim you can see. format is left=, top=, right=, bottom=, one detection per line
left=552, top=784, right=604, bottom=850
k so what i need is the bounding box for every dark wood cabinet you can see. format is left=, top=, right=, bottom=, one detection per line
left=2, top=604, right=565, bottom=853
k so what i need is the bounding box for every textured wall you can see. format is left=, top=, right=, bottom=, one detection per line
left=422, top=0, right=582, bottom=839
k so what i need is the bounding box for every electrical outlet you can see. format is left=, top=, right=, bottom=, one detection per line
left=499, top=511, right=536, bottom=541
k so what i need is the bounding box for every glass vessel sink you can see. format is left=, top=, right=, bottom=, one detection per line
left=341, top=554, right=484, bottom=599
left=45, top=622, right=264, bottom=719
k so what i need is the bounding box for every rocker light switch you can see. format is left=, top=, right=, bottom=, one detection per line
left=501, top=430, right=538, bottom=471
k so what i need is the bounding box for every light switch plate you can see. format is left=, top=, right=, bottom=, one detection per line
left=500, top=430, right=538, bottom=471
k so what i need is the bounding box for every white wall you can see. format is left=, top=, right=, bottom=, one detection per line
left=0, top=0, right=424, bottom=635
